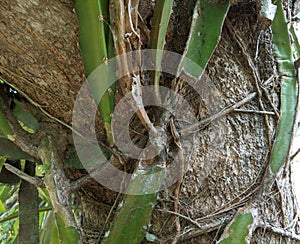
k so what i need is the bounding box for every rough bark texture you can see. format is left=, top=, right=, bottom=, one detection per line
left=0, top=0, right=299, bottom=243
left=0, top=0, right=83, bottom=124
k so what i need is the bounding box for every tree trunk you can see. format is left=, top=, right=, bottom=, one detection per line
left=19, top=161, right=39, bottom=244
left=0, top=0, right=299, bottom=243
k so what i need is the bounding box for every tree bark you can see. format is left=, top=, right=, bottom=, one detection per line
left=0, top=0, right=299, bottom=243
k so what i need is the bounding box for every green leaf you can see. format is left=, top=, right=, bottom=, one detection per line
left=0, top=184, right=11, bottom=200
left=290, top=24, right=300, bottom=59
left=75, top=0, right=106, bottom=76
left=0, top=184, right=12, bottom=202
left=12, top=100, right=40, bottom=133
left=270, top=0, right=298, bottom=173
left=65, top=149, right=83, bottom=169
left=40, top=212, right=80, bottom=244
left=12, top=220, right=18, bottom=243
left=66, top=145, right=110, bottom=169
left=179, top=0, right=230, bottom=77
left=218, top=209, right=256, bottom=244
left=0, top=156, right=6, bottom=171
left=150, top=0, right=174, bottom=102
left=0, top=138, right=33, bottom=160
left=0, top=200, right=6, bottom=213
left=0, top=110, right=13, bottom=136
left=40, top=211, right=58, bottom=244
left=75, top=0, right=115, bottom=144
left=55, top=213, right=80, bottom=244
left=103, top=166, right=165, bottom=244
left=38, top=188, right=51, bottom=204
